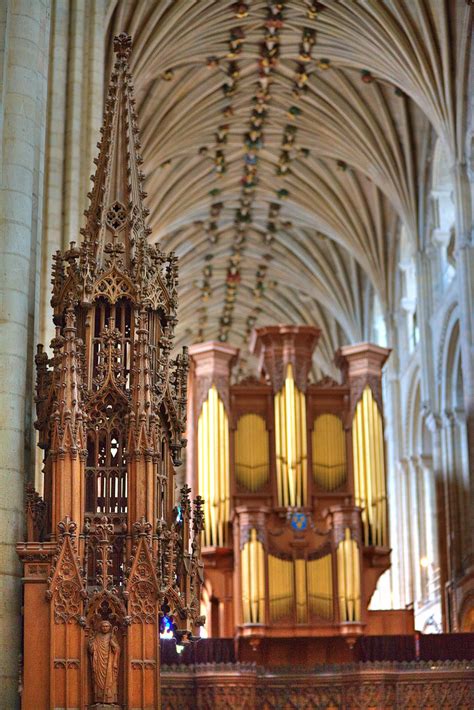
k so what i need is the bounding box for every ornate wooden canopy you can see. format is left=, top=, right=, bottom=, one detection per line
left=18, top=33, right=203, bottom=710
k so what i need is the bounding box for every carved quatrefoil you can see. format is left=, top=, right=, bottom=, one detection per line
left=105, top=201, right=127, bottom=232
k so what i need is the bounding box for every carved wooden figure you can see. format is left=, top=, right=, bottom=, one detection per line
left=17, top=33, right=203, bottom=710
left=89, top=621, right=120, bottom=705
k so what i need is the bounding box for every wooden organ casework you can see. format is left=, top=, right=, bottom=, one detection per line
left=17, top=34, right=203, bottom=710
left=187, top=326, right=392, bottom=648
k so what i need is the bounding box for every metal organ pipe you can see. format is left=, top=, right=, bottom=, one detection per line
left=198, top=386, right=230, bottom=547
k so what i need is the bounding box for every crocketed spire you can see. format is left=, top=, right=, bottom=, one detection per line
left=81, top=32, right=151, bottom=272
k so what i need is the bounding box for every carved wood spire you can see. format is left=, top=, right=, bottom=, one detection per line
left=81, top=33, right=150, bottom=273
left=50, top=306, right=86, bottom=458
left=128, top=308, right=154, bottom=456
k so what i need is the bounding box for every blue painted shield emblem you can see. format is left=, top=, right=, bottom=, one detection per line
left=290, top=512, right=307, bottom=531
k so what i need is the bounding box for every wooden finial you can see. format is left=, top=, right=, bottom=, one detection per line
left=113, top=32, right=132, bottom=59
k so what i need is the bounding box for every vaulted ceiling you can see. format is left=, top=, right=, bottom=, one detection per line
left=105, top=0, right=472, bottom=378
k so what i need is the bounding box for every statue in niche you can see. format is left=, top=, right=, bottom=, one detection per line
left=89, top=620, right=120, bottom=705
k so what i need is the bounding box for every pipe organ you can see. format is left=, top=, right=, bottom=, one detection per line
left=188, top=326, right=392, bottom=646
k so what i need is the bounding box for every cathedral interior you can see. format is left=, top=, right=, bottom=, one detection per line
left=0, top=1, right=474, bottom=708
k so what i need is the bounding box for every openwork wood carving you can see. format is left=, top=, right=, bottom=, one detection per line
left=46, top=518, right=86, bottom=624
left=18, top=32, right=203, bottom=710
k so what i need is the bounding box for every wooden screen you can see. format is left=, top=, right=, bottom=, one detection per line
left=90, top=297, right=133, bottom=388
left=86, top=428, right=127, bottom=515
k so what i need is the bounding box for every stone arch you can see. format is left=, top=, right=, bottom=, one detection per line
left=436, top=300, right=460, bottom=387
left=440, top=313, right=464, bottom=414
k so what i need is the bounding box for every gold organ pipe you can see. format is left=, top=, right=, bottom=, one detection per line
left=241, top=542, right=250, bottom=622
left=337, top=528, right=361, bottom=622
left=373, top=395, right=387, bottom=546
left=363, top=388, right=374, bottom=541
left=269, top=553, right=335, bottom=625
left=274, top=365, right=307, bottom=507
left=274, top=394, right=282, bottom=504
left=257, top=538, right=265, bottom=623
left=307, top=555, right=333, bottom=620
left=337, top=536, right=346, bottom=621
left=312, top=415, right=347, bottom=491
left=249, top=530, right=258, bottom=622
left=352, top=387, right=387, bottom=547
left=294, top=558, right=308, bottom=624
left=225, top=401, right=230, bottom=527
left=373, top=395, right=383, bottom=544
left=241, top=530, right=266, bottom=624
left=301, top=391, right=307, bottom=503
left=235, top=414, right=269, bottom=491
left=289, top=375, right=296, bottom=505
left=269, top=555, right=294, bottom=621
left=197, top=386, right=230, bottom=547
left=280, top=387, right=287, bottom=506
left=372, top=395, right=381, bottom=541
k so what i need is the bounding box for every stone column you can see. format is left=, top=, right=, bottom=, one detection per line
left=452, top=162, right=474, bottom=567
left=419, top=454, right=438, bottom=601
left=383, top=322, right=405, bottom=608
left=40, top=0, right=105, bottom=350
left=425, top=412, right=447, bottom=623
left=415, top=248, right=438, bottom=409
left=37, top=0, right=105, bottom=489
left=408, top=458, right=422, bottom=608
left=0, top=1, right=51, bottom=705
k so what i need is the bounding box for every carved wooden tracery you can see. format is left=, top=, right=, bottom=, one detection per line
left=18, top=32, right=203, bottom=710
